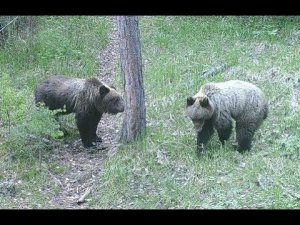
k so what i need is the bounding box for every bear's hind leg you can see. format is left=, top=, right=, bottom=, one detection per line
left=197, top=119, right=214, bottom=155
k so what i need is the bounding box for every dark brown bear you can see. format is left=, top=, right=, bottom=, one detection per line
left=34, top=75, right=125, bottom=148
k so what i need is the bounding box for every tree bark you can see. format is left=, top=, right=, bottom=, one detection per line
left=117, top=16, right=146, bottom=142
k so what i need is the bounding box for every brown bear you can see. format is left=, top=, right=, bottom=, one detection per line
left=34, top=75, right=125, bottom=148
left=186, top=80, right=268, bottom=155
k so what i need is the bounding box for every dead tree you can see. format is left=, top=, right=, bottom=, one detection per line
left=117, top=16, right=146, bottom=142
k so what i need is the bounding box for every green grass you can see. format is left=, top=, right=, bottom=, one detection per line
left=0, top=16, right=111, bottom=208
left=89, top=16, right=300, bottom=209
left=1, top=16, right=300, bottom=208
left=0, top=16, right=110, bottom=90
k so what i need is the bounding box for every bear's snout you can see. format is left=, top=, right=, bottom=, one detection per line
left=118, top=102, right=125, bottom=112
left=113, top=98, right=125, bottom=114
left=193, top=120, right=204, bottom=132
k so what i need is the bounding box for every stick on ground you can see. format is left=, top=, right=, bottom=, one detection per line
left=77, top=187, right=92, bottom=204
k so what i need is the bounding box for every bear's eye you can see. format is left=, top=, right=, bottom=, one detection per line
left=112, top=97, right=120, bottom=104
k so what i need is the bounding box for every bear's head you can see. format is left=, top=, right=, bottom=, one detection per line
left=96, top=84, right=125, bottom=114
left=185, top=95, right=214, bottom=132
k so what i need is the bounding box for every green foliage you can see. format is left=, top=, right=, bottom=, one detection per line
left=0, top=16, right=110, bottom=87
left=31, top=16, right=109, bottom=76
left=0, top=73, right=62, bottom=161
left=0, top=16, right=37, bottom=46
left=0, top=73, right=26, bottom=125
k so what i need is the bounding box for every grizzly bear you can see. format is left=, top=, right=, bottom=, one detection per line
left=34, top=75, right=125, bottom=148
left=186, top=80, right=268, bottom=155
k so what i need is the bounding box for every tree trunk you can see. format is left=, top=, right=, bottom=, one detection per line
left=117, top=16, right=146, bottom=142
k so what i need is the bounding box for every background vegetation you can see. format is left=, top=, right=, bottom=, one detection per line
left=0, top=16, right=300, bottom=208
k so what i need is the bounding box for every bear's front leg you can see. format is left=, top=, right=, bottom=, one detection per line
left=196, top=119, right=214, bottom=157
left=216, top=122, right=233, bottom=145
left=76, top=113, right=97, bottom=148
left=90, top=112, right=103, bottom=143
left=235, top=122, right=255, bottom=152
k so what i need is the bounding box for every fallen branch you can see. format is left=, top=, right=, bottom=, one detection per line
left=28, top=134, right=52, bottom=144
left=77, top=187, right=92, bottom=204
left=0, top=16, right=19, bottom=33
left=201, top=63, right=229, bottom=78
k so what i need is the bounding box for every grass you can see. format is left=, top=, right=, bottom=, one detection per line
left=90, top=16, right=300, bottom=209
left=0, top=16, right=110, bottom=208
left=1, top=16, right=300, bottom=208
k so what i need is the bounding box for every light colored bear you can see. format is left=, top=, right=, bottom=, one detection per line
left=186, top=80, right=268, bottom=154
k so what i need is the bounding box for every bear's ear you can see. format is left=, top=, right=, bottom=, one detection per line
left=187, top=97, right=195, bottom=106
left=100, top=85, right=110, bottom=96
left=200, top=96, right=209, bottom=107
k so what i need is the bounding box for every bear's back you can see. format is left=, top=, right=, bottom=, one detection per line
left=200, top=80, right=267, bottom=119
left=35, top=75, right=86, bottom=111
left=48, top=75, right=85, bottom=88
left=216, top=80, right=262, bottom=92
left=201, top=80, right=265, bottom=98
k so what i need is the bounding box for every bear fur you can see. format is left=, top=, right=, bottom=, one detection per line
left=34, top=75, right=125, bottom=148
left=186, top=80, right=268, bottom=155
